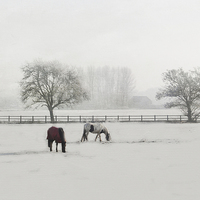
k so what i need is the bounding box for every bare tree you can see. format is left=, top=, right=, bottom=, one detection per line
left=20, top=60, right=89, bottom=122
left=117, top=67, right=135, bottom=107
left=156, top=68, right=200, bottom=122
left=83, top=66, right=135, bottom=108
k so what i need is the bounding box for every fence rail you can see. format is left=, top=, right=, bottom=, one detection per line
left=0, top=115, right=198, bottom=124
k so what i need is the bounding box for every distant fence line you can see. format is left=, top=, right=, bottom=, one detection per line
left=0, top=115, right=198, bottom=123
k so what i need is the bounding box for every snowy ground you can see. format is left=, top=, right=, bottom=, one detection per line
left=0, top=122, right=200, bottom=200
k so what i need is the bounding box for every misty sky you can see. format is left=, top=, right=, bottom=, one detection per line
left=1, top=0, right=200, bottom=95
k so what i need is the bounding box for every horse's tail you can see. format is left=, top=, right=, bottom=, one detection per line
left=81, top=129, right=88, bottom=142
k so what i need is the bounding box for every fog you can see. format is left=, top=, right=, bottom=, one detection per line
left=1, top=0, right=200, bottom=109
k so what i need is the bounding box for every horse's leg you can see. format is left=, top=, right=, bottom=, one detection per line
left=81, top=134, right=84, bottom=142
left=81, top=134, right=85, bottom=142
left=99, top=134, right=102, bottom=142
left=95, top=134, right=98, bottom=141
left=48, top=140, right=50, bottom=147
left=81, top=130, right=87, bottom=142
left=83, top=132, right=89, bottom=141
left=95, top=134, right=101, bottom=142
left=86, top=132, right=89, bottom=141
left=56, top=142, right=58, bottom=152
left=61, top=142, right=66, bottom=153
left=49, top=141, right=53, bottom=151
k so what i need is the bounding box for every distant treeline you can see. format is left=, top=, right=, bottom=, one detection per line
left=77, top=66, right=135, bottom=109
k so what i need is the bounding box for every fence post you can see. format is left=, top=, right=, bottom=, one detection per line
left=20, top=116, right=22, bottom=123
left=167, top=115, right=169, bottom=122
left=117, top=115, right=119, bottom=121
left=105, top=115, right=107, bottom=122
left=154, top=115, right=156, bottom=122
left=180, top=115, right=182, bottom=122
left=79, top=116, right=81, bottom=122
left=129, top=115, right=130, bottom=122
left=141, top=115, right=143, bottom=122
left=8, top=116, right=10, bottom=123
left=45, top=116, right=47, bottom=123
left=32, top=116, right=34, bottom=123
left=67, top=116, right=69, bottom=122
left=92, top=116, right=94, bottom=122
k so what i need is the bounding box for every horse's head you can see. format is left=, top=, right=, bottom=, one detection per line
left=102, top=127, right=111, bottom=141
left=59, top=128, right=64, bottom=134
left=106, top=132, right=111, bottom=141
left=59, top=127, right=66, bottom=146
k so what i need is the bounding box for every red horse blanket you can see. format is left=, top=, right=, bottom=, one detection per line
left=47, top=126, right=65, bottom=143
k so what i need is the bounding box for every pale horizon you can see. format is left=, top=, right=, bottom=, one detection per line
left=1, top=0, right=200, bottom=95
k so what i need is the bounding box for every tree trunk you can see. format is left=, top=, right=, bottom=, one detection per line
left=187, top=105, right=193, bottom=122
left=49, top=108, right=55, bottom=123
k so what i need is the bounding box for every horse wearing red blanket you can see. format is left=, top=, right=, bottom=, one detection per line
left=47, top=126, right=66, bottom=153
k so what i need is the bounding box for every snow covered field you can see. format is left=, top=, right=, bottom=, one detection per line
left=0, top=121, right=200, bottom=200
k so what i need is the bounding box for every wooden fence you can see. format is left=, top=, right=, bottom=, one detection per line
left=0, top=115, right=198, bottom=123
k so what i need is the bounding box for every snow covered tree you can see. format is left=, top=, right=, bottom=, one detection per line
left=20, top=60, right=89, bottom=122
left=156, top=68, right=200, bottom=122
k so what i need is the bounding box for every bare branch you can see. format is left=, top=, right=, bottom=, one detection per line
left=156, top=68, right=200, bottom=122
left=20, top=60, right=89, bottom=122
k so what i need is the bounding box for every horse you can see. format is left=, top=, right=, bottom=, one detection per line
left=81, top=123, right=111, bottom=142
left=47, top=126, right=66, bottom=152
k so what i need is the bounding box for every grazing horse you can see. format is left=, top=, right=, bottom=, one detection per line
left=47, top=126, right=66, bottom=152
left=81, top=123, right=111, bottom=142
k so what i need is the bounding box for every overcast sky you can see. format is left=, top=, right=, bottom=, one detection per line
left=1, top=0, right=200, bottom=95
